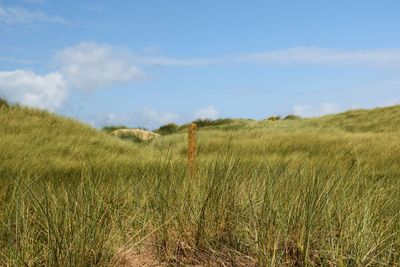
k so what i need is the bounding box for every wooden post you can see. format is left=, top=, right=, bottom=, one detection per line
left=188, top=123, right=197, bottom=178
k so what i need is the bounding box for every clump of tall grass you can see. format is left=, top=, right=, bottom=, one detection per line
left=1, top=150, right=399, bottom=266
left=122, top=151, right=400, bottom=266
left=1, top=173, right=114, bottom=266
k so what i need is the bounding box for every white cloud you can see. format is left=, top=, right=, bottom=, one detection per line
left=0, top=69, right=67, bottom=110
left=0, top=42, right=145, bottom=110
left=0, top=4, right=67, bottom=25
left=292, top=102, right=340, bottom=117
left=94, top=108, right=180, bottom=129
left=194, top=106, right=219, bottom=120
left=237, top=47, right=400, bottom=67
left=57, top=42, right=144, bottom=91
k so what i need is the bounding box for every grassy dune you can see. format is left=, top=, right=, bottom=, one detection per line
left=1, top=104, right=399, bottom=266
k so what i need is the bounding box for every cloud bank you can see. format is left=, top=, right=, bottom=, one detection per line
left=0, top=70, right=66, bottom=110
left=2, top=43, right=400, bottom=113
left=57, top=42, right=143, bottom=91
left=0, top=42, right=143, bottom=110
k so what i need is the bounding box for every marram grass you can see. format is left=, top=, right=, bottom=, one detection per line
left=0, top=104, right=400, bottom=266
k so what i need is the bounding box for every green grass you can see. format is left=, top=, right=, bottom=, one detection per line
left=1, top=103, right=400, bottom=266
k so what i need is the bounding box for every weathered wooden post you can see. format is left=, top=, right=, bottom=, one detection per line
left=188, top=123, right=197, bottom=178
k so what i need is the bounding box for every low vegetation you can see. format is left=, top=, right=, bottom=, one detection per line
left=1, top=104, right=399, bottom=266
left=155, top=123, right=180, bottom=135
left=191, top=118, right=234, bottom=128
left=0, top=98, right=9, bottom=109
left=267, top=116, right=281, bottom=121
left=283, top=114, right=301, bottom=120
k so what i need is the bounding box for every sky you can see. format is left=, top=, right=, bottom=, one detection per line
left=0, top=0, right=400, bottom=129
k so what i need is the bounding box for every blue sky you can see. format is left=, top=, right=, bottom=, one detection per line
left=1, top=0, right=400, bottom=129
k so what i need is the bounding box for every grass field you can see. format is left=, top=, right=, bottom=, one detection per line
left=1, top=102, right=399, bottom=266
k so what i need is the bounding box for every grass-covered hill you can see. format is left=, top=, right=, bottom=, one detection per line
left=0, top=104, right=145, bottom=180
left=293, top=104, right=400, bottom=133
left=174, top=105, right=400, bottom=133
left=1, top=101, right=400, bottom=266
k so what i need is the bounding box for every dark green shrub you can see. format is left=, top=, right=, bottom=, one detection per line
left=155, top=123, right=179, bottom=135
left=0, top=98, right=10, bottom=109
left=267, top=116, right=281, bottom=121
left=284, top=114, right=301, bottom=120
